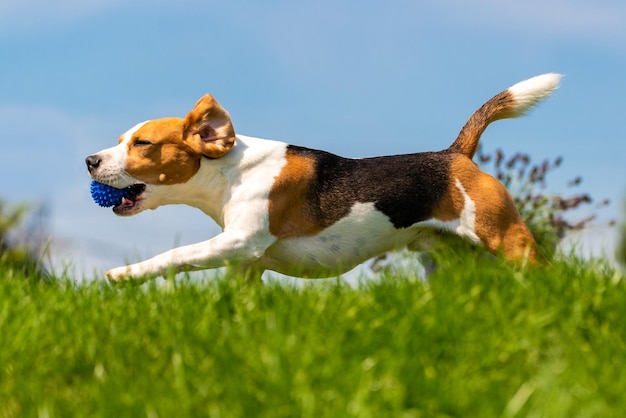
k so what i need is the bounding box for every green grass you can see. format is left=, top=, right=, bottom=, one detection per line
left=1, top=254, right=625, bottom=417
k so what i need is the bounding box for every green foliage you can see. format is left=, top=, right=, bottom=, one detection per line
left=477, top=148, right=610, bottom=260
left=0, top=200, right=28, bottom=237
left=618, top=202, right=626, bottom=267
left=1, top=257, right=625, bottom=417
left=0, top=199, right=48, bottom=280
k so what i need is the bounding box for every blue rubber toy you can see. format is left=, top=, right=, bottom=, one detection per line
left=90, top=181, right=128, bottom=207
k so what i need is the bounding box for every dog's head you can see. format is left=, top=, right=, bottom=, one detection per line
left=85, top=94, right=235, bottom=216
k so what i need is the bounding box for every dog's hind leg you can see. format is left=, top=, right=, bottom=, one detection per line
left=465, top=172, right=539, bottom=264
left=435, top=156, right=539, bottom=265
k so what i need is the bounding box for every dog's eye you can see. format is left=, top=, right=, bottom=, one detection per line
left=134, top=139, right=152, bottom=146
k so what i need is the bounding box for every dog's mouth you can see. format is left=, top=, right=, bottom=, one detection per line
left=112, top=183, right=146, bottom=216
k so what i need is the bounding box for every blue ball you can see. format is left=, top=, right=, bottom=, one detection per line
left=90, top=181, right=128, bottom=207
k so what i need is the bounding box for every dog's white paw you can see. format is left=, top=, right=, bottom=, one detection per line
left=105, top=266, right=132, bottom=282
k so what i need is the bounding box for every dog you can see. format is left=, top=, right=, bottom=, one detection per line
left=86, top=73, right=561, bottom=282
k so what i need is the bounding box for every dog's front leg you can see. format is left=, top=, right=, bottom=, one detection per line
left=105, top=231, right=275, bottom=282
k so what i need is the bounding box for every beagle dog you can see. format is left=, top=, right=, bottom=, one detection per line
left=86, top=73, right=561, bottom=282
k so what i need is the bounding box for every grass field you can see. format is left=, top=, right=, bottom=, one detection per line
left=1, top=252, right=625, bottom=417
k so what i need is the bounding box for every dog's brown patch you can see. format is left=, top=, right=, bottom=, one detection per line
left=432, top=179, right=464, bottom=223
left=268, top=152, right=324, bottom=238
left=124, top=118, right=202, bottom=185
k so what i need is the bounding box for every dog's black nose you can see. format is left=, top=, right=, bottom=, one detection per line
left=85, top=155, right=101, bottom=173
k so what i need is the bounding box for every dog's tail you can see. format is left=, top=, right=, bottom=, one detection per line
left=448, top=73, right=562, bottom=159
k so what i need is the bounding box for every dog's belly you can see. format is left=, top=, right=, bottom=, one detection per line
left=262, top=202, right=422, bottom=277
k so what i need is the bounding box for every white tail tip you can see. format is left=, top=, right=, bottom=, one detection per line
left=508, top=73, right=562, bottom=115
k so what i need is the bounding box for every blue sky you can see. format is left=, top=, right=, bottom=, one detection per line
left=1, top=1, right=625, bottom=276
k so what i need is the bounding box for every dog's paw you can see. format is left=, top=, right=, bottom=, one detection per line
left=105, top=264, right=158, bottom=284
left=105, top=266, right=132, bottom=282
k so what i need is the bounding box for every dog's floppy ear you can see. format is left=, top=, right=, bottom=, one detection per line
left=184, top=94, right=235, bottom=158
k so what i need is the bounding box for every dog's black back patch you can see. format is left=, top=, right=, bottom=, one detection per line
left=287, top=145, right=452, bottom=229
